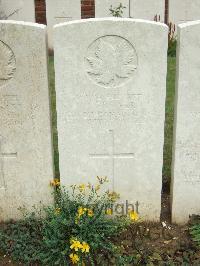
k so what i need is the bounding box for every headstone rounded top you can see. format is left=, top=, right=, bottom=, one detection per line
left=85, top=35, right=138, bottom=88
left=178, top=20, right=200, bottom=29
left=54, top=17, right=168, bottom=29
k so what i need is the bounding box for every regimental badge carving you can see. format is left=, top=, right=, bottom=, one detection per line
left=0, top=40, right=16, bottom=87
left=85, top=35, right=138, bottom=88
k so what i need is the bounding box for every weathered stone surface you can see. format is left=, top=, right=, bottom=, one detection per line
left=54, top=18, right=168, bottom=221
left=169, top=0, right=200, bottom=33
left=95, top=0, right=130, bottom=18
left=130, top=0, right=165, bottom=21
left=0, top=0, right=35, bottom=22
left=0, top=21, right=54, bottom=221
left=46, top=0, right=81, bottom=49
left=171, top=21, right=200, bottom=224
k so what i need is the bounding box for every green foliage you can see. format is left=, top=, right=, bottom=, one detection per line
left=0, top=178, right=130, bottom=265
left=41, top=182, right=129, bottom=265
left=0, top=211, right=45, bottom=264
left=48, top=56, right=59, bottom=177
left=154, top=17, right=177, bottom=58
left=190, top=220, right=200, bottom=246
left=168, top=22, right=177, bottom=58
left=162, top=57, right=176, bottom=188
left=109, top=3, right=126, bottom=17
left=168, top=38, right=177, bottom=57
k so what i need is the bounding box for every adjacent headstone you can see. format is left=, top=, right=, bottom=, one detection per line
left=95, top=0, right=130, bottom=18
left=171, top=21, right=200, bottom=224
left=130, top=0, right=165, bottom=22
left=0, top=0, right=35, bottom=22
left=54, top=18, right=168, bottom=221
left=0, top=21, right=54, bottom=221
left=46, top=0, right=81, bottom=50
left=169, top=0, right=200, bottom=33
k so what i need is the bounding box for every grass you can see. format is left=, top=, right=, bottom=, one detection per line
left=48, top=56, right=177, bottom=189
left=48, top=56, right=59, bottom=177
left=163, top=57, right=176, bottom=189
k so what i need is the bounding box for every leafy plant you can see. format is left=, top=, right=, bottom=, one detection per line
left=109, top=3, right=126, bottom=18
left=0, top=211, right=45, bottom=264
left=190, top=215, right=200, bottom=246
left=0, top=177, right=135, bottom=265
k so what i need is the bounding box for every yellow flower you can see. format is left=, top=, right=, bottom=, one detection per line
left=69, top=253, right=79, bottom=264
left=106, top=208, right=113, bottom=215
left=107, top=191, right=120, bottom=202
left=70, top=239, right=82, bottom=251
left=54, top=208, right=61, bottom=215
left=81, top=242, right=90, bottom=253
left=95, top=184, right=100, bottom=192
left=129, top=211, right=139, bottom=221
left=87, top=209, right=94, bottom=217
left=87, top=183, right=92, bottom=189
left=79, top=184, right=86, bottom=192
left=50, top=178, right=60, bottom=187
left=77, top=207, right=86, bottom=218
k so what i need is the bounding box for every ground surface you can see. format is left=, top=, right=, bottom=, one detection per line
left=1, top=221, right=200, bottom=265
left=117, top=222, right=200, bottom=265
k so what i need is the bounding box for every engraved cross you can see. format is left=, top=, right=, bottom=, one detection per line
left=0, top=136, right=17, bottom=189
left=89, top=130, right=134, bottom=189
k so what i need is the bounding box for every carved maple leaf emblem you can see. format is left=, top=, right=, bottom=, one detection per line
left=0, top=41, right=16, bottom=82
left=87, top=38, right=137, bottom=87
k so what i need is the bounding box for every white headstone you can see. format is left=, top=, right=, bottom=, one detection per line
left=169, top=0, right=200, bottom=33
left=95, top=0, right=130, bottom=18
left=171, top=21, right=200, bottom=224
left=46, top=0, right=81, bottom=50
left=0, top=21, right=54, bottom=221
left=0, top=0, right=35, bottom=22
left=130, top=0, right=165, bottom=22
left=54, top=18, right=168, bottom=221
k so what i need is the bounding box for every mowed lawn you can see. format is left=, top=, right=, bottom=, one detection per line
left=48, top=56, right=176, bottom=188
